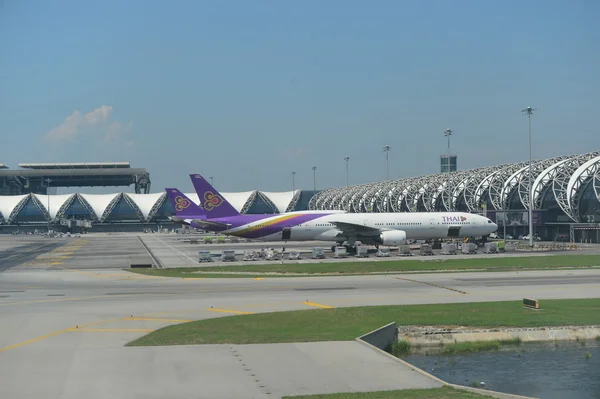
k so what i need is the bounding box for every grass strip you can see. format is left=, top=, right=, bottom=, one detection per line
left=127, top=254, right=600, bottom=278
left=282, top=386, right=492, bottom=399
left=127, top=298, right=600, bottom=346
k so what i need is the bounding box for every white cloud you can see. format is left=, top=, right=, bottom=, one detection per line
left=45, top=105, right=123, bottom=142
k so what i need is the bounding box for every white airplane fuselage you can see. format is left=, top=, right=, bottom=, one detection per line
left=221, top=211, right=497, bottom=245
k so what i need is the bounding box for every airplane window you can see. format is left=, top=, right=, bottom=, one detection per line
left=488, top=220, right=493, bottom=223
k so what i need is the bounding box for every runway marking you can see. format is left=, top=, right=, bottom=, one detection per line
left=0, top=317, right=122, bottom=353
left=66, top=328, right=155, bottom=333
left=0, top=293, right=149, bottom=308
left=0, top=285, right=302, bottom=308
left=124, top=317, right=192, bottom=323
left=304, top=301, right=334, bottom=309
left=206, top=308, right=255, bottom=315
left=0, top=328, right=69, bottom=353
left=393, top=277, right=468, bottom=295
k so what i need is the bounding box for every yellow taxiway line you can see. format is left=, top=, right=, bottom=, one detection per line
left=303, top=301, right=334, bottom=309
left=66, top=328, right=155, bottom=333
left=124, top=317, right=192, bottom=323
left=205, top=308, right=255, bottom=315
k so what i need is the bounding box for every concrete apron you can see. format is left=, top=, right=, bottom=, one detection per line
left=399, top=326, right=600, bottom=347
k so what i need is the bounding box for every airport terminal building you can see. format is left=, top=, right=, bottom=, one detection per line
left=0, top=162, right=315, bottom=232
left=1, top=154, right=599, bottom=242
left=308, top=151, right=600, bottom=243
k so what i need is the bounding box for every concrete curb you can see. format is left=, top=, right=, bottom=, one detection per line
left=400, top=326, right=600, bottom=347
left=355, top=323, right=539, bottom=399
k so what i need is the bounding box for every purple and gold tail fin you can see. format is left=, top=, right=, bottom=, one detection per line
left=189, top=174, right=239, bottom=219
left=164, top=188, right=205, bottom=218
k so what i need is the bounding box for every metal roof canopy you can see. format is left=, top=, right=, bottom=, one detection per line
left=0, top=168, right=146, bottom=179
left=0, top=168, right=151, bottom=193
left=18, top=162, right=131, bottom=169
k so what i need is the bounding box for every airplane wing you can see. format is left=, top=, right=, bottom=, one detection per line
left=189, top=219, right=232, bottom=230
left=328, top=221, right=382, bottom=237
left=171, top=216, right=231, bottom=230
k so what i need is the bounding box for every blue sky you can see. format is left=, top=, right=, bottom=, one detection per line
left=1, top=0, right=598, bottom=193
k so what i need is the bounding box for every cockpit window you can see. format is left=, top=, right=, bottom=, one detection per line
left=488, top=220, right=493, bottom=223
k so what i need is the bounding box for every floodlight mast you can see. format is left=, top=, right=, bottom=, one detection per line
left=343, top=156, right=350, bottom=186
left=382, top=145, right=391, bottom=181
left=444, top=129, right=453, bottom=211
left=522, top=106, right=536, bottom=248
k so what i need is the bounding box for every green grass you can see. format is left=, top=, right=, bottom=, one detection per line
left=440, top=338, right=521, bottom=354
left=282, top=386, right=493, bottom=399
left=127, top=298, right=600, bottom=346
left=127, top=254, right=600, bottom=278
left=596, top=335, right=600, bottom=341
left=390, top=339, right=412, bottom=356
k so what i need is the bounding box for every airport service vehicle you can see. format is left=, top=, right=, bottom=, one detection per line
left=198, top=250, right=212, bottom=262
left=165, top=174, right=498, bottom=253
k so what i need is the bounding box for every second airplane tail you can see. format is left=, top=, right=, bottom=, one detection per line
left=190, top=174, right=240, bottom=219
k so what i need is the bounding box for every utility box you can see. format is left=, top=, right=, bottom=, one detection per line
left=355, top=246, right=369, bottom=258
left=462, top=243, right=477, bottom=254
left=198, top=250, right=213, bottom=262
left=311, top=247, right=325, bottom=259
left=221, top=250, right=236, bottom=262
left=497, top=240, right=506, bottom=252
left=441, top=243, right=457, bottom=255
left=334, top=246, right=347, bottom=258
left=484, top=242, right=498, bottom=254
left=376, top=247, right=391, bottom=257
left=419, top=244, right=434, bottom=256
left=398, top=245, right=412, bottom=256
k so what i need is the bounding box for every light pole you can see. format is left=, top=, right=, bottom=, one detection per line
left=444, top=129, right=453, bottom=211
left=522, top=106, right=536, bottom=248
left=292, top=171, right=296, bottom=192
left=382, top=145, right=391, bottom=181
left=343, top=156, right=350, bottom=186
left=45, top=178, right=52, bottom=232
left=312, top=166, right=316, bottom=193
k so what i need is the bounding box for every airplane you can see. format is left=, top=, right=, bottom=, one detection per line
left=165, top=174, right=498, bottom=252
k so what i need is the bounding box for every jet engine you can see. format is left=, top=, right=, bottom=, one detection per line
left=378, top=230, right=407, bottom=246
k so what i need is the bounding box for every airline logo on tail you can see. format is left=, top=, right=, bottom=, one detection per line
left=203, top=191, right=224, bottom=211
left=170, top=190, right=192, bottom=211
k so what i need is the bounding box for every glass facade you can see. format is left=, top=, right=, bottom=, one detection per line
left=440, top=155, right=457, bottom=173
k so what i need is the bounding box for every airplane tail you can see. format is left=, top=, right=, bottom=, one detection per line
left=164, top=188, right=205, bottom=218
left=189, top=174, right=239, bottom=218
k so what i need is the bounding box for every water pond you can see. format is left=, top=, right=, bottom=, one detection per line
left=402, top=341, right=600, bottom=399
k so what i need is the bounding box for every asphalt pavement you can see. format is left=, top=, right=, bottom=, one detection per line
left=1, top=233, right=599, bottom=399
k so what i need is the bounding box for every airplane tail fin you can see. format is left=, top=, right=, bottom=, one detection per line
left=189, top=174, right=239, bottom=218
left=164, top=188, right=205, bottom=218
